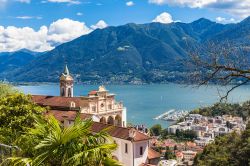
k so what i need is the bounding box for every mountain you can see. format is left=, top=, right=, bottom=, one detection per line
left=1, top=17, right=250, bottom=83
left=0, top=50, right=37, bottom=78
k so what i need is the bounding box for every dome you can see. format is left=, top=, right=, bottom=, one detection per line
left=60, top=64, right=74, bottom=81
left=60, top=74, right=73, bottom=81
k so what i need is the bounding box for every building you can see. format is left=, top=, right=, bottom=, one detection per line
left=32, top=65, right=127, bottom=127
left=182, top=150, right=197, bottom=161
left=175, top=151, right=183, bottom=162
left=194, top=137, right=214, bottom=147
left=31, top=65, right=160, bottom=166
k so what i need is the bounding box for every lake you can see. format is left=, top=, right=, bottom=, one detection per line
left=17, top=83, right=250, bottom=128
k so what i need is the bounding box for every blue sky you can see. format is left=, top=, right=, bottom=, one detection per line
left=0, top=0, right=245, bottom=29
left=0, top=0, right=249, bottom=52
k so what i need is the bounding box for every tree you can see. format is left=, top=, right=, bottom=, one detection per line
left=164, top=147, right=175, bottom=160
left=0, top=83, right=17, bottom=98
left=189, top=102, right=250, bottom=120
left=232, top=121, right=250, bottom=165
left=0, top=93, right=45, bottom=132
left=160, top=129, right=169, bottom=139
left=0, top=93, right=46, bottom=144
left=3, top=115, right=121, bottom=166
left=150, top=124, right=162, bottom=136
left=188, top=42, right=250, bottom=101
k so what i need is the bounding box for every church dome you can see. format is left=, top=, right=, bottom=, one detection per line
left=60, top=64, right=73, bottom=81
left=60, top=74, right=73, bottom=81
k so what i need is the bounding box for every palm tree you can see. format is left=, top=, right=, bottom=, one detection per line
left=2, top=115, right=121, bottom=166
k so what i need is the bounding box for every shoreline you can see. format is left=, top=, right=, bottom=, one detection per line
left=8, top=81, right=249, bottom=87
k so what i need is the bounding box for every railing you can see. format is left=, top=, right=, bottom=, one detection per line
left=80, top=102, right=124, bottom=114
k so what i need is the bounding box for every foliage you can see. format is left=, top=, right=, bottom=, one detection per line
left=0, top=83, right=17, bottom=98
left=160, top=128, right=196, bottom=141
left=175, top=129, right=197, bottom=141
left=0, top=93, right=46, bottom=145
left=194, top=121, right=250, bottom=166
left=190, top=101, right=250, bottom=120
left=0, top=93, right=45, bottom=132
left=2, top=115, right=121, bottom=166
left=164, top=147, right=175, bottom=160
left=150, top=124, right=162, bottom=136
left=160, top=129, right=169, bottom=139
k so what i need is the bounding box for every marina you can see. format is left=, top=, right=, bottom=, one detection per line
left=154, top=109, right=190, bottom=121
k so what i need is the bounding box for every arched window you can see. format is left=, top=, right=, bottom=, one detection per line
left=68, top=88, right=71, bottom=97
left=61, top=88, right=65, bottom=96
left=107, top=116, right=114, bottom=125
left=100, top=117, right=106, bottom=124
left=115, top=115, right=122, bottom=126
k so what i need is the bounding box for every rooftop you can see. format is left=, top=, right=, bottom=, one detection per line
left=32, top=95, right=89, bottom=109
left=147, top=148, right=161, bottom=160
left=44, top=110, right=150, bottom=142
left=91, top=122, right=150, bottom=142
left=46, top=110, right=91, bottom=121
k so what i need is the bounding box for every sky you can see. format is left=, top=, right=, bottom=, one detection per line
left=0, top=0, right=250, bottom=52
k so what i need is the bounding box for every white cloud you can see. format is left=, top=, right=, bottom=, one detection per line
left=16, top=16, right=43, bottom=19
left=126, top=1, right=134, bottom=6
left=16, top=16, right=32, bottom=19
left=76, top=12, right=83, bottom=16
left=47, top=18, right=91, bottom=44
left=16, top=0, right=31, bottom=3
left=216, top=17, right=236, bottom=24
left=148, top=0, right=250, bottom=19
left=90, top=20, right=108, bottom=30
left=0, top=18, right=95, bottom=52
left=0, top=26, right=51, bottom=52
left=149, top=0, right=216, bottom=8
left=152, top=12, right=173, bottom=24
left=46, top=0, right=81, bottom=4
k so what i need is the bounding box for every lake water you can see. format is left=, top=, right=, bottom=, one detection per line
left=17, top=84, right=250, bottom=128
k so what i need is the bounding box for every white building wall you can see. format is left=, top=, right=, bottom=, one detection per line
left=134, top=141, right=148, bottom=166
left=112, top=138, right=133, bottom=166
left=112, top=138, right=148, bottom=166
left=122, top=107, right=127, bottom=127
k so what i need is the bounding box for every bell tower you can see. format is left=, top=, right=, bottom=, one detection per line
left=60, top=65, right=74, bottom=97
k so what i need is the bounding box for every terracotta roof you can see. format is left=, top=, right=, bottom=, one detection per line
left=88, top=90, right=98, bottom=95
left=31, top=95, right=89, bottom=108
left=46, top=110, right=91, bottom=121
left=147, top=148, right=161, bottom=160
left=91, top=123, right=150, bottom=142
left=186, top=141, right=196, bottom=147
left=45, top=109, right=150, bottom=142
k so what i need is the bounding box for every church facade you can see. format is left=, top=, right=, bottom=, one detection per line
left=31, top=65, right=160, bottom=166
left=33, top=65, right=127, bottom=127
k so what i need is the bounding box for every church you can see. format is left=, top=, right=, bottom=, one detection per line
left=31, top=65, right=160, bottom=166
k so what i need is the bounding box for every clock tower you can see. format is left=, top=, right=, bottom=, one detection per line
left=60, top=65, right=74, bottom=97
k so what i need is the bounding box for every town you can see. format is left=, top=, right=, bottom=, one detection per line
left=151, top=113, right=247, bottom=166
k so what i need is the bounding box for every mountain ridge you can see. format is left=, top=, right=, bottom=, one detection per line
left=1, top=17, right=250, bottom=83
